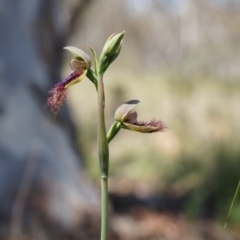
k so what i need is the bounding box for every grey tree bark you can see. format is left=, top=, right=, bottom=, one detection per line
left=0, top=0, right=99, bottom=239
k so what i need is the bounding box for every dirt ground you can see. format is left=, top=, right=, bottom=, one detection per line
left=110, top=208, right=239, bottom=240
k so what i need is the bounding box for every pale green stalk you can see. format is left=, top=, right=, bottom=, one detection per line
left=101, top=175, right=108, bottom=240
left=97, top=74, right=109, bottom=240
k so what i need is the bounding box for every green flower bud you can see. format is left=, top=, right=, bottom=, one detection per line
left=99, top=31, right=125, bottom=74
left=102, top=31, right=125, bottom=57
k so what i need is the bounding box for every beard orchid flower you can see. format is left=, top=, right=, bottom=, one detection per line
left=46, top=47, right=91, bottom=115
left=115, top=100, right=166, bottom=133
left=107, top=99, right=167, bottom=143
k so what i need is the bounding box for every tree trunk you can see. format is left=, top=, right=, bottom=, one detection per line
left=0, top=0, right=99, bottom=239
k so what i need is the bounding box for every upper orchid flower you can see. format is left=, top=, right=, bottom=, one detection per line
left=46, top=47, right=91, bottom=115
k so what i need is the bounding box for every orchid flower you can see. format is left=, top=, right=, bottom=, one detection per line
left=46, top=47, right=91, bottom=115
left=115, top=100, right=166, bottom=133
left=107, top=100, right=166, bottom=143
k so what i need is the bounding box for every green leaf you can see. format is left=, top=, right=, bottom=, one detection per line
left=224, top=180, right=240, bottom=228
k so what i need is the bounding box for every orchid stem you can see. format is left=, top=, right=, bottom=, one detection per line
left=97, top=73, right=109, bottom=240
left=101, top=175, right=108, bottom=240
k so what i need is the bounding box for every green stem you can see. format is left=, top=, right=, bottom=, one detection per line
left=97, top=74, right=109, bottom=175
left=97, top=73, right=109, bottom=240
left=101, top=175, right=108, bottom=240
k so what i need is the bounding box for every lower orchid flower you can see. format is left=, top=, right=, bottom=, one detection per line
left=107, top=99, right=166, bottom=143
left=115, top=99, right=166, bottom=133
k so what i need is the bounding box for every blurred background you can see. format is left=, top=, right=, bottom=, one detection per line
left=0, top=0, right=240, bottom=239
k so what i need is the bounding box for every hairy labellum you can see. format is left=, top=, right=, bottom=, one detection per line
left=46, top=71, right=81, bottom=115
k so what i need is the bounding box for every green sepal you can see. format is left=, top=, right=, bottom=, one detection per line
left=115, top=100, right=140, bottom=121
left=87, top=45, right=99, bottom=74
left=64, top=46, right=91, bottom=68
left=121, top=122, right=161, bottom=133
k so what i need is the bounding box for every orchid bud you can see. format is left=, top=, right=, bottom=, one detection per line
left=102, top=32, right=125, bottom=57
left=99, top=31, right=125, bottom=74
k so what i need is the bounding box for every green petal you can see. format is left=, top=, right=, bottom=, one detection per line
left=115, top=100, right=140, bottom=122
left=64, top=46, right=91, bottom=68
left=87, top=45, right=99, bottom=74
left=70, top=59, right=87, bottom=71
